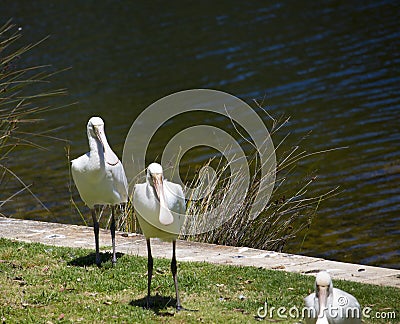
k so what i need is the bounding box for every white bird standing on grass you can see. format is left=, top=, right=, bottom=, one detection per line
left=71, top=116, right=128, bottom=267
left=133, top=162, right=186, bottom=310
left=304, top=271, right=361, bottom=324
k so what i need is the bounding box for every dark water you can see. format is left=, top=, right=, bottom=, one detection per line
left=1, top=1, right=399, bottom=269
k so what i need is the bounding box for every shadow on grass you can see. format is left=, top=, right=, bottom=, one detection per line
left=67, top=252, right=124, bottom=267
left=130, top=294, right=177, bottom=316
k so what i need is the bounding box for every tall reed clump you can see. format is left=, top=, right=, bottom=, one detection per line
left=122, top=104, right=339, bottom=252
left=123, top=104, right=339, bottom=252
left=182, top=106, right=339, bottom=252
left=0, top=20, right=67, bottom=213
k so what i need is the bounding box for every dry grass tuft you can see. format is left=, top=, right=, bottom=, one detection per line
left=182, top=104, right=341, bottom=252
left=118, top=104, right=341, bottom=253
left=0, top=20, right=67, bottom=214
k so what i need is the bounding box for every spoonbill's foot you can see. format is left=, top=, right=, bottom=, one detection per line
left=95, top=256, right=101, bottom=267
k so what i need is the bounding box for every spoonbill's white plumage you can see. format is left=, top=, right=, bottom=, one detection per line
left=133, top=162, right=185, bottom=310
left=304, top=271, right=361, bottom=324
left=71, top=116, right=128, bottom=266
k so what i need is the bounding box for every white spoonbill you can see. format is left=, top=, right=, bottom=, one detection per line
left=304, top=271, right=361, bottom=324
left=133, top=162, right=185, bottom=310
left=71, top=116, right=128, bottom=266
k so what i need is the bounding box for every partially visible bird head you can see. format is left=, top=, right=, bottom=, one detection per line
left=88, top=116, right=104, bottom=126
left=147, top=163, right=163, bottom=187
left=147, top=162, right=163, bottom=177
left=146, top=162, right=174, bottom=225
left=315, top=271, right=333, bottom=299
left=87, top=117, right=105, bottom=142
left=85, top=116, right=119, bottom=165
left=87, top=117, right=105, bottom=151
left=316, top=271, right=332, bottom=287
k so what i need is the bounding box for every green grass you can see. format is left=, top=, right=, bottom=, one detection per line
left=0, top=238, right=398, bottom=323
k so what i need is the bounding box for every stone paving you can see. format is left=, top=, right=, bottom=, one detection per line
left=0, top=217, right=399, bottom=288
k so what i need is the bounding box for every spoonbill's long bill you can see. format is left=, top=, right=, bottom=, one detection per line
left=304, top=271, right=361, bottom=323
left=71, top=116, right=128, bottom=266
left=133, top=162, right=185, bottom=310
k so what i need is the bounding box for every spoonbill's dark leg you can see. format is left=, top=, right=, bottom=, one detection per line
left=146, top=238, right=153, bottom=309
left=171, top=240, right=182, bottom=310
left=91, top=209, right=101, bottom=267
left=110, top=205, right=117, bottom=265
